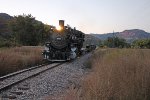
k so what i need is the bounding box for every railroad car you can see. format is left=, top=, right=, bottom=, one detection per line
left=85, top=44, right=96, bottom=52
left=42, top=20, right=85, bottom=61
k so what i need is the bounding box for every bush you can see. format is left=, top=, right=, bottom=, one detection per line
left=132, top=39, right=150, bottom=49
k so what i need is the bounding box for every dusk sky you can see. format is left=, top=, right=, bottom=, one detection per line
left=1, top=0, right=150, bottom=34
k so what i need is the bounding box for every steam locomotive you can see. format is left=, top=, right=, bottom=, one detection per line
left=42, top=20, right=85, bottom=61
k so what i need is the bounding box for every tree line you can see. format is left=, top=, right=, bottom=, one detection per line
left=0, top=14, right=52, bottom=47
left=10, top=14, right=53, bottom=46
left=100, top=37, right=150, bottom=49
left=0, top=14, right=150, bottom=49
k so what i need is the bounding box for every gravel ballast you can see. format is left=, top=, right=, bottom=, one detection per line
left=0, top=53, right=92, bottom=100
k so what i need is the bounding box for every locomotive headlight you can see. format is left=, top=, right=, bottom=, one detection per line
left=56, top=25, right=62, bottom=31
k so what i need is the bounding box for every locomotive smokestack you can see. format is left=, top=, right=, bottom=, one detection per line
left=59, top=20, right=64, bottom=28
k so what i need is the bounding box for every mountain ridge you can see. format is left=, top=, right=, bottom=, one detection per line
left=0, top=13, right=13, bottom=20
left=91, top=29, right=150, bottom=42
left=0, top=13, right=13, bottom=37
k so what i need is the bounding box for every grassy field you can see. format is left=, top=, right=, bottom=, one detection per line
left=64, top=49, right=150, bottom=100
left=0, top=46, right=43, bottom=76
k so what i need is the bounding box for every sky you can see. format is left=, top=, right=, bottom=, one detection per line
left=0, top=0, right=150, bottom=34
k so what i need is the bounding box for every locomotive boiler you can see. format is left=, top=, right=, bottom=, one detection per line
left=42, top=20, right=85, bottom=61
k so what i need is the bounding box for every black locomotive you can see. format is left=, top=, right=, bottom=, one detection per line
left=42, top=20, right=85, bottom=61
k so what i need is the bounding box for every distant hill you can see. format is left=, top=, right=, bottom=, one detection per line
left=91, top=29, right=150, bottom=42
left=0, top=13, right=13, bottom=38
left=0, top=13, right=12, bottom=20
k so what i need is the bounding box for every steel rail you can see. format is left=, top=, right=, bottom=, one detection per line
left=0, top=63, right=63, bottom=93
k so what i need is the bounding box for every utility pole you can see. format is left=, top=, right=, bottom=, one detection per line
left=113, top=30, right=115, bottom=48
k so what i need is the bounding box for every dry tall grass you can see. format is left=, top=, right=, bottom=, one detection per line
left=64, top=49, right=150, bottom=100
left=0, top=46, right=43, bottom=76
left=81, top=49, right=150, bottom=100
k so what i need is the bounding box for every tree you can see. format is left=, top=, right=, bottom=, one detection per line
left=104, top=37, right=130, bottom=48
left=9, top=14, right=45, bottom=46
left=132, top=39, right=150, bottom=49
left=42, top=24, right=52, bottom=42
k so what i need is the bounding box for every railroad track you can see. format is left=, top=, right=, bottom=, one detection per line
left=0, top=63, right=48, bottom=80
left=0, top=62, right=63, bottom=93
